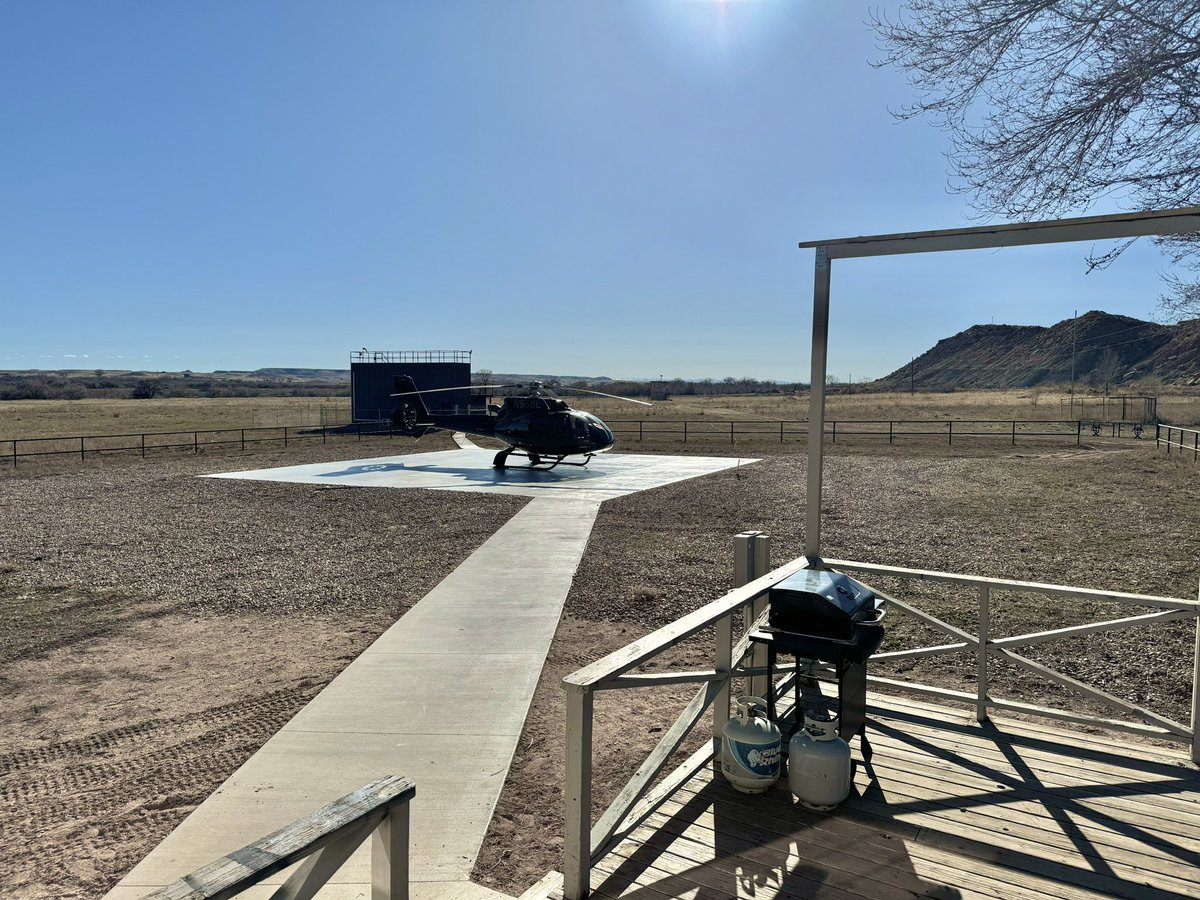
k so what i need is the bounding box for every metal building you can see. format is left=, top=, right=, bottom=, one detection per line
left=350, top=349, right=473, bottom=421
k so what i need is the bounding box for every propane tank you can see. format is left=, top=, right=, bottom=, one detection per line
left=721, top=696, right=781, bottom=794
left=788, top=708, right=852, bottom=810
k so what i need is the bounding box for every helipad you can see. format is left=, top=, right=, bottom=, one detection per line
left=206, top=447, right=758, bottom=501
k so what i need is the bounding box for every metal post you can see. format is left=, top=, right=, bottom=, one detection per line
left=323, top=424, right=327, bottom=445
left=805, top=247, right=831, bottom=559
left=889, top=421, right=893, bottom=444
left=1077, top=420, right=1082, bottom=446
left=683, top=420, right=688, bottom=443
left=977, top=585, right=990, bottom=723
left=831, top=421, right=837, bottom=443
left=1191, top=588, right=1200, bottom=765
left=713, top=610, right=733, bottom=744
left=564, top=685, right=594, bottom=900
left=284, top=426, right=288, bottom=447
left=780, top=421, right=784, bottom=443
left=948, top=421, right=953, bottom=445
left=80, top=436, right=85, bottom=461
left=1011, top=421, right=1016, bottom=446
left=194, top=432, right=198, bottom=454
left=11, top=441, right=16, bottom=468
left=639, top=420, right=643, bottom=442
left=372, top=800, right=410, bottom=899
left=734, top=532, right=771, bottom=700
left=141, top=433, right=146, bottom=458
left=241, top=429, right=245, bottom=451
left=730, top=421, right=734, bottom=444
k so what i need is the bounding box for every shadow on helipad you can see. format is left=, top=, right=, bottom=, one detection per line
left=204, top=447, right=757, bottom=500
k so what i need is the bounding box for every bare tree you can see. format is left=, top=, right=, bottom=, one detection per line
left=873, top=2, right=1200, bottom=316
left=1093, top=348, right=1123, bottom=396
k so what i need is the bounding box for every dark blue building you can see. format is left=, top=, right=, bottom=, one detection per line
left=350, top=349, right=473, bottom=421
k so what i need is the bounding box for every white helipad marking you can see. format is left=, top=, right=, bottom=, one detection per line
left=205, top=447, right=758, bottom=501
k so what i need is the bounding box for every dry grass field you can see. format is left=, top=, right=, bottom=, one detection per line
left=1, top=392, right=1199, bottom=898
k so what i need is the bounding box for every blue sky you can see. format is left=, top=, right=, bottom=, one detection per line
left=0, top=1, right=1173, bottom=381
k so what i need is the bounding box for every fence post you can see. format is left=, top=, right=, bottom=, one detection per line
left=832, top=421, right=837, bottom=443
left=889, top=421, right=894, bottom=444
left=1011, top=421, right=1016, bottom=446
left=639, top=420, right=643, bottom=442
left=141, top=433, right=146, bottom=458
left=372, top=798, right=411, bottom=898
left=11, top=440, right=16, bottom=468
left=734, top=532, right=771, bottom=699
left=683, top=421, right=687, bottom=443
left=1077, top=420, right=1082, bottom=446
left=713, top=610, right=733, bottom=747
left=240, top=429, right=245, bottom=451
left=948, top=421, right=953, bottom=445
left=284, top=426, right=288, bottom=448
left=1191, top=590, right=1200, bottom=765
left=977, top=585, right=990, bottom=723
left=564, top=685, right=594, bottom=900
left=323, top=424, right=327, bottom=445
left=730, top=421, right=734, bottom=445
left=80, top=436, right=85, bottom=462
left=780, top=421, right=784, bottom=443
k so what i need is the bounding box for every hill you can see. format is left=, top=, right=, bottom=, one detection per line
left=877, top=311, right=1200, bottom=390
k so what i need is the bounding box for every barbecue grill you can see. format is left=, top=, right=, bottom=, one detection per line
left=750, top=569, right=886, bottom=740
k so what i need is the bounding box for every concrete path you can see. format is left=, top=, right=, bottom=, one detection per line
left=106, top=448, right=757, bottom=898
left=106, top=495, right=600, bottom=898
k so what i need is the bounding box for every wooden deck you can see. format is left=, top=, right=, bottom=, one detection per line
left=552, top=694, right=1200, bottom=900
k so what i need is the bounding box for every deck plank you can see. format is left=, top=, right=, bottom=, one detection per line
left=576, top=696, right=1200, bottom=900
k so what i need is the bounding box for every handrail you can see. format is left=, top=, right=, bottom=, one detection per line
left=140, top=775, right=414, bottom=900
left=562, top=537, right=1200, bottom=898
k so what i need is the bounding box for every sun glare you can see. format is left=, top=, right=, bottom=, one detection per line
left=649, top=0, right=781, bottom=64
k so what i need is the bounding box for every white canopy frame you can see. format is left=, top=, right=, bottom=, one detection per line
left=797, top=205, right=1200, bottom=559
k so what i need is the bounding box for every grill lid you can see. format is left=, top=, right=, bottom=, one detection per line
left=770, top=570, right=875, bottom=618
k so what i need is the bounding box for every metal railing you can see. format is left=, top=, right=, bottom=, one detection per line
left=0, top=422, right=404, bottom=468
left=141, top=775, right=414, bottom=900
left=1157, top=423, right=1200, bottom=459
left=350, top=349, right=471, bottom=364
left=561, top=535, right=1200, bottom=898
left=606, top=418, right=1097, bottom=445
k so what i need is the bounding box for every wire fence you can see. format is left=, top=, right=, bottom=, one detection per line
left=1157, top=424, right=1200, bottom=460
left=0, top=422, right=403, bottom=468
left=604, top=418, right=1146, bottom=445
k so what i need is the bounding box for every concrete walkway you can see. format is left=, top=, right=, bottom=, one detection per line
left=105, top=495, right=600, bottom=898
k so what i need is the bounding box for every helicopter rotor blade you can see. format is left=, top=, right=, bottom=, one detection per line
left=560, top=387, right=653, bottom=407
left=390, top=384, right=507, bottom=397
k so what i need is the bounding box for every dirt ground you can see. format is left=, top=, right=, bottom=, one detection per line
left=0, top=432, right=526, bottom=899
left=3, top=423, right=1200, bottom=898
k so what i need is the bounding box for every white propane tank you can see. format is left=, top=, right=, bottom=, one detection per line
left=788, top=709, right=852, bottom=810
left=720, top=696, right=781, bottom=794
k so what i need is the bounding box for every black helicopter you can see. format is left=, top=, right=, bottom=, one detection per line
left=389, top=375, right=650, bottom=469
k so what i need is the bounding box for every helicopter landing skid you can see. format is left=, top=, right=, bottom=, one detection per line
left=492, top=448, right=594, bottom=471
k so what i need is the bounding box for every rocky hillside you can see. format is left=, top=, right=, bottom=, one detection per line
left=877, top=311, right=1200, bottom=390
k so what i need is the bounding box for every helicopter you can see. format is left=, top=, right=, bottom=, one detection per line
left=389, top=375, right=650, bottom=469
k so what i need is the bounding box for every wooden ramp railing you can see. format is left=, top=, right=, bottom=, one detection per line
left=140, top=775, right=414, bottom=900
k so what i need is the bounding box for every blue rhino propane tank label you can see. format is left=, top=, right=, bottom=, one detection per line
left=729, top=738, right=780, bottom=777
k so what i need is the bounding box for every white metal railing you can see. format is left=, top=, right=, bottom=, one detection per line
left=563, top=532, right=794, bottom=900
left=140, top=775, right=414, bottom=900
left=1157, top=423, right=1200, bottom=459
left=561, top=537, right=1200, bottom=899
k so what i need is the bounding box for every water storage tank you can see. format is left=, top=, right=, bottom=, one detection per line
left=721, top=696, right=781, bottom=794
left=788, top=709, right=852, bottom=810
